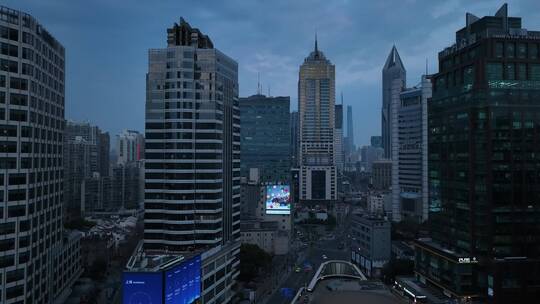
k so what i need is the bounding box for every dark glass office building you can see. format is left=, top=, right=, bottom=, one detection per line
left=239, top=94, right=290, bottom=183
left=415, top=4, right=540, bottom=304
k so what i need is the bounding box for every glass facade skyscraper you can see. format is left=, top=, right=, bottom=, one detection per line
left=382, top=46, right=406, bottom=159
left=415, top=4, right=540, bottom=303
left=239, top=94, right=290, bottom=183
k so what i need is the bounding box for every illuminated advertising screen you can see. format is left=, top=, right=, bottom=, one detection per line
left=265, top=185, right=291, bottom=215
left=123, top=272, right=163, bottom=304
left=165, top=255, right=202, bottom=304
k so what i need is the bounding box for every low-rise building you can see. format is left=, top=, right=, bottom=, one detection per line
left=351, top=213, right=391, bottom=278
left=367, top=191, right=392, bottom=216
left=391, top=241, right=415, bottom=261
left=240, top=220, right=289, bottom=255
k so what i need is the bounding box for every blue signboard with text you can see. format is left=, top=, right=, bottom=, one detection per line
left=123, top=272, right=163, bottom=304
left=164, top=255, right=202, bottom=304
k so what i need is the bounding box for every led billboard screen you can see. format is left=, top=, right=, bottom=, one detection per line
left=123, top=272, right=163, bottom=304
left=165, top=255, right=202, bottom=304
left=265, top=185, right=291, bottom=214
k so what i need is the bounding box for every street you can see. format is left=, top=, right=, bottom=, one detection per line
left=265, top=217, right=352, bottom=304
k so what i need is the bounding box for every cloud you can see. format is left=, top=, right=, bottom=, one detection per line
left=4, top=0, right=539, bottom=145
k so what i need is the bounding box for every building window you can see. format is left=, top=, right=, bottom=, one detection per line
left=530, top=44, right=538, bottom=59
left=486, top=63, right=502, bottom=80
left=505, top=42, right=515, bottom=58
left=517, top=43, right=527, bottom=59
left=530, top=64, right=540, bottom=81
left=495, top=42, right=504, bottom=58
left=505, top=63, right=515, bottom=80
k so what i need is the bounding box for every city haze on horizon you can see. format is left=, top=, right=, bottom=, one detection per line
left=4, top=0, right=540, bottom=145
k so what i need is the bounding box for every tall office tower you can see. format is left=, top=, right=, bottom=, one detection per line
left=239, top=94, right=290, bottom=183
left=390, top=75, right=431, bottom=223
left=0, top=6, right=81, bottom=303
left=382, top=46, right=406, bottom=159
left=370, top=135, right=382, bottom=148
left=345, top=105, right=354, bottom=156
left=99, top=131, right=110, bottom=176
left=144, top=18, right=239, bottom=303
left=65, top=121, right=109, bottom=175
left=415, top=5, right=540, bottom=303
left=334, top=103, right=344, bottom=171
left=116, top=129, right=144, bottom=165
left=298, top=38, right=336, bottom=204
left=290, top=111, right=299, bottom=167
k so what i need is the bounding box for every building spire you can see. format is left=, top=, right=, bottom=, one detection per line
left=315, top=32, right=318, bottom=53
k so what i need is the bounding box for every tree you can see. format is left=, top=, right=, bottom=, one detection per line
left=88, top=257, right=108, bottom=281
left=238, top=244, right=272, bottom=282
left=381, top=258, right=414, bottom=284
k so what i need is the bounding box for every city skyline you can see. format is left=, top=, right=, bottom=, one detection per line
left=5, top=0, right=539, bottom=146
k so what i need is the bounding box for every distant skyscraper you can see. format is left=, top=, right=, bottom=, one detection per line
left=143, top=18, right=239, bottom=303
left=415, top=4, right=540, bottom=303
left=391, top=75, right=431, bottom=222
left=370, top=135, right=382, bottom=148
left=334, top=103, right=344, bottom=170
left=99, top=131, right=110, bottom=176
left=298, top=38, right=336, bottom=203
left=291, top=111, right=300, bottom=167
left=0, top=6, right=81, bottom=303
left=64, top=121, right=109, bottom=219
left=116, top=129, right=144, bottom=165
left=382, top=46, right=406, bottom=159
left=345, top=104, right=354, bottom=154
left=239, top=94, right=290, bottom=183
left=360, top=145, right=383, bottom=172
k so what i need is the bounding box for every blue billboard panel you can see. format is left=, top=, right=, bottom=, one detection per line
left=265, top=185, right=291, bottom=215
left=165, top=255, right=202, bottom=304
left=123, top=272, right=163, bottom=304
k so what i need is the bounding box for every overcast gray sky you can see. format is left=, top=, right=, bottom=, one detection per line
left=5, top=0, right=540, bottom=145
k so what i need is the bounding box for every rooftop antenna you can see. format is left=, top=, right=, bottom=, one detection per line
left=257, top=72, right=261, bottom=95
left=341, top=92, right=343, bottom=105
left=425, top=58, right=428, bottom=75
left=268, top=85, right=271, bottom=97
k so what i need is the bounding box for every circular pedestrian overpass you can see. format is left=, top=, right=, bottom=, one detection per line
left=306, top=260, right=366, bottom=291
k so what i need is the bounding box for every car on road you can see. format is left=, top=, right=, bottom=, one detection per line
left=322, top=254, right=328, bottom=260
left=295, top=266, right=301, bottom=273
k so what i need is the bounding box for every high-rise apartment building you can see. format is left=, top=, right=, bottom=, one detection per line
left=239, top=94, right=290, bottom=183
left=334, top=103, right=344, bottom=171
left=116, top=129, right=144, bottom=165
left=0, top=6, right=81, bottom=303
left=415, top=5, right=540, bottom=303
left=143, top=18, right=239, bottom=303
left=64, top=121, right=109, bottom=220
left=391, top=75, right=431, bottom=223
left=298, top=38, right=336, bottom=204
left=382, top=46, right=406, bottom=159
